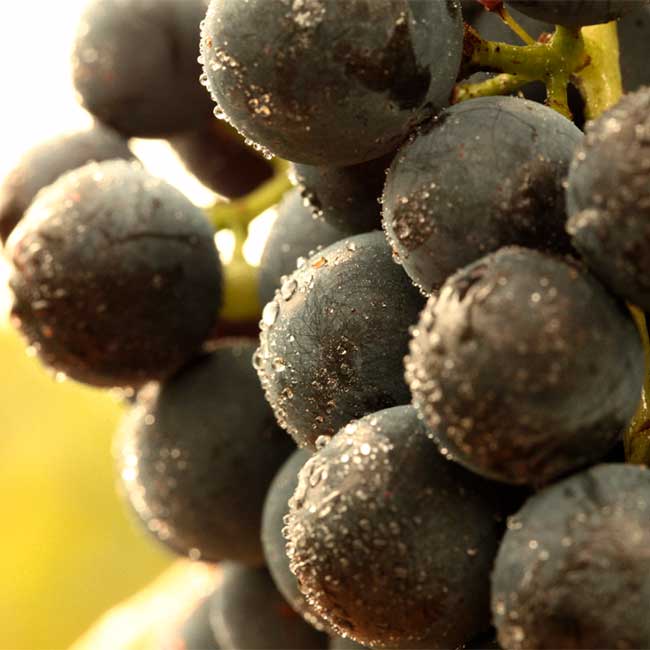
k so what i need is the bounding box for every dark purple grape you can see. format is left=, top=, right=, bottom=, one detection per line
left=258, top=189, right=348, bottom=308
left=160, top=596, right=221, bottom=650
left=169, top=120, right=274, bottom=199
left=262, top=449, right=329, bottom=632
left=406, top=247, right=643, bottom=486
left=6, top=159, right=222, bottom=388
left=619, top=5, right=650, bottom=92
left=209, top=564, right=328, bottom=650
left=201, top=0, right=463, bottom=165
left=255, top=231, right=425, bottom=449
left=72, top=0, right=213, bottom=137
left=0, top=124, right=133, bottom=243
left=493, top=464, right=650, bottom=649
left=291, top=154, right=392, bottom=235
left=285, top=405, right=509, bottom=648
left=506, top=0, right=647, bottom=27
left=383, top=96, right=581, bottom=294
left=117, top=340, right=294, bottom=565
left=567, top=88, right=650, bottom=312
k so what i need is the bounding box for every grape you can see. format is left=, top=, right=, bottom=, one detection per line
left=406, top=247, right=643, bottom=486
left=473, top=6, right=550, bottom=44
left=284, top=405, right=508, bottom=648
left=328, top=636, right=367, bottom=650
left=117, top=340, right=294, bottom=565
left=200, top=0, right=464, bottom=166
left=383, top=96, right=581, bottom=294
left=160, top=596, right=220, bottom=650
left=460, top=0, right=484, bottom=22
left=506, top=0, right=648, bottom=27
left=169, top=120, right=274, bottom=199
left=258, top=190, right=348, bottom=307
left=255, top=231, right=425, bottom=449
left=209, top=563, right=328, bottom=650
left=72, top=0, right=213, bottom=138
left=262, top=449, right=328, bottom=632
left=0, top=124, right=133, bottom=244
left=567, top=88, right=650, bottom=312
left=466, top=633, right=502, bottom=649
left=492, top=464, right=650, bottom=649
left=291, top=154, right=392, bottom=235
left=6, top=159, right=222, bottom=388
left=619, top=5, right=650, bottom=92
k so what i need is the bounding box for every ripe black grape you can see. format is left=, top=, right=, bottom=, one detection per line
left=406, top=247, right=643, bottom=486
left=209, top=564, right=328, bottom=650
left=169, top=120, right=274, bottom=199
left=255, top=231, right=425, bottom=449
left=117, top=341, right=294, bottom=565
left=328, top=636, right=367, bottom=650
left=492, top=464, right=650, bottom=649
left=72, top=0, right=213, bottom=137
left=506, top=0, right=648, bottom=27
left=383, top=97, right=581, bottom=294
left=258, top=190, right=347, bottom=308
left=262, top=448, right=328, bottom=632
left=160, top=596, right=221, bottom=650
left=567, top=88, right=650, bottom=312
left=0, top=124, right=133, bottom=243
left=200, top=0, right=463, bottom=166
left=619, top=5, right=650, bottom=92
left=285, top=405, right=507, bottom=648
left=473, top=6, right=549, bottom=44
left=6, top=159, right=222, bottom=388
left=291, top=155, right=391, bottom=235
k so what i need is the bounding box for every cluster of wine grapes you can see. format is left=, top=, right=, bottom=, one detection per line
left=4, top=0, right=650, bottom=648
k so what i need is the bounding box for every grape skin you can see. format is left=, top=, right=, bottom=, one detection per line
left=262, top=449, right=330, bottom=633
left=169, top=120, right=274, bottom=199
left=258, top=189, right=348, bottom=308
left=6, top=159, right=222, bottom=388
left=160, top=597, right=221, bottom=650
left=506, top=0, right=648, bottom=27
left=255, top=231, right=425, bottom=449
left=567, top=88, right=650, bottom=312
left=200, top=0, right=464, bottom=166
left=492, top=464, right=650, bottom=649
left=209, top=563, right=328, bottom=650
left=117, top=341, right=294, bottom=565
left=619, top=5, right=650, bottom=92
left=285, top=406, right=508, bottom=648
left=406, top=247, right=643, bottom=486
left=383, top=97, right=581, bottom=295
left=0, top=124, right=133, bottom=243
left=291, top=154, right=392, bottom=235
left=72, top=0, right=213, bottom=137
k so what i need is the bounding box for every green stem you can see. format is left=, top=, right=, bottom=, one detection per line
left=207, top=168, right=292, bottom=232
left=463, top=25, right=585, bottom=78
left=626, top=307, right=650, bottom=464
left=457, top=25, right=587, bottom=118
left=497, top=6, right=536, bottom=45
left=453, top=72, right=534, bottom=102
left=545, top=72, right=571, bottom=119
left=572, top=23, right=623, bottom=120
left=206, top=161, right=292, bottom=323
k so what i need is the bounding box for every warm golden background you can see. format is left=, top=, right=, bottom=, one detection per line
left=0, top=2, right=252, bottom=648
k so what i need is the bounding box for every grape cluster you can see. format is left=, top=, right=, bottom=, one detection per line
left=4, top=0, right=650, bottom=649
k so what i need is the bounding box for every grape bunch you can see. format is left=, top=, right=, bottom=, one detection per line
left=4, top=0, right=650, bottom=649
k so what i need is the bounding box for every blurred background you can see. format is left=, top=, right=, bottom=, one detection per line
left=0, top=2, right=269, bottom=648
